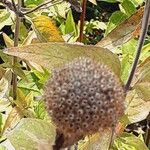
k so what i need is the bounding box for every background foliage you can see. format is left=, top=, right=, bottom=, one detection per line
left=0, top=0, right=150, bottom=149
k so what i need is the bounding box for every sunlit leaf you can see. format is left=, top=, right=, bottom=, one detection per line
left=4, top=42, right=121, bottom=77
left=113, top=132, right=148, bottom=150
left=2, top=33, right=14, bottom=48
left=7, top=118, right=56, bottom=150
left=32, top=15, right=64, bottom=42
left=134, top=83, right=150, bottom=101
left=79, top=129, right=113, bottom=150
left=88, top=0, right=97, bottom=5
left=125, top=90, right=150, bottom=124
left=0, top=70, right=12, bottom=99
left=120, top=0, right=136, bottom=16
left=97, top=6, right=144, bottom=51
left=2, top=107, right=23, bottom=135
left=0, top=9, right=13, bottom=30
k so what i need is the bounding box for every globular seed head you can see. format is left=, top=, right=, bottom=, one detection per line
left=44, top=57, right=125, bottom=145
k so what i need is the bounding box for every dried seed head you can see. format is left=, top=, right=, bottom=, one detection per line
left=44, top=57, right=125, bottom=141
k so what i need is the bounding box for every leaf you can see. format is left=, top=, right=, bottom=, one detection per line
left=121, top=0, right=136, bottom=16
left=97, top=6, right=144, bottom=51
left=104, top=11, right=127, bottom=36
left=113, top=132, right=148, bottom=150
left=79, top=129, right=113, bottom=150
left=14, top=89, right=33, bottom=109
left=134, top=82, right=150, bottom=101
left=0, top=10, right=13, bottom=30
left=135, top=61, right=150, bottom=83
left=0, top=70, right=12, bottom=99
left=65, top=10, right=77, bottom=35
left=2, top=33, right=14, bottom=48
left=125, top=90, right=150, bottom=124
left=4, top=42, right=121, bottom=77
left=88, top=0, right=97, bottom=5
left=34, top=101, right=46, bottom=119
left=7, top=118, right=56, bottom=150
left=2, top=107, right=23, bottom=135
left=32, top=15, right=64, bottom=42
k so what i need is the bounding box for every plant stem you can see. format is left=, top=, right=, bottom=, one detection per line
left=125, top=0, right=150, bottom=92
left=12, top=0, right=21, bottom=100
left=78, top=0, right=87, bottom=42
left=11, top=0, right=18, bottom=12
left=22, top=0, right=62, bottom=15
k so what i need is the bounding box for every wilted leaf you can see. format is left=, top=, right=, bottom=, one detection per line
left=32, top=15, right=64, bottom=42
left=4, top=42, right=121, bottom=77
left=113, top=132, right=148, bottom=150
left=97, top=6, right=144, bottom=51
left=79, top=129, right=113, bottom=150
left=7, top=118, right=56, bottom=150
left=125, top=90, right=150, bottom=124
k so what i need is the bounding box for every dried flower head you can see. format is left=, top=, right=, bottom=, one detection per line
left=44, top=57, right=125, bottom=141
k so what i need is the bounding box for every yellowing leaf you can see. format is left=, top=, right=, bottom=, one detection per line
left=2, top=107, right=23, bottom=135
left=79, top=129, right=112, bottom=150
left=134, top=82, right=150, bottom=101
left=125, top=90, right=150, bottom=124
left=2, top=33, right=14, bottom=48
left=97, top=6, right=144, bottom=51
left=32, top=16, right=64, bottom=42
left=7, top=118, right=56, bottom=150
left=4, top=43, right=121, bottom=77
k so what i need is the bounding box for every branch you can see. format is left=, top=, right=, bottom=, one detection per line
left=78, top=0, right=87, bottom=42
left=125, top=0, right=150, bottom=92
left=12, top=0, right=21, bottom=100
left=22, top=0, right=62, bottom=15
left=0, top=0, right=15, bottom=11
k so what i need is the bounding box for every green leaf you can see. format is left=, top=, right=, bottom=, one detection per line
left=113, top=132, right=148, bottom=150
left=121, top=0, right=136, bottom=16
left=121, top=54, right=131, bottom=82
left=105, top=11, right=127, bottom=36
left=34, top=101, right=46, bottom=119
left=4, top=42, right=121, bottom=77
left=7, top=118, right=56, bottom=150
left=65, top=10, right=77, bottom=35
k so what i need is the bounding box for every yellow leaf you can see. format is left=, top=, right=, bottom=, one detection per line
left=32, top=15, right=64, bottom=42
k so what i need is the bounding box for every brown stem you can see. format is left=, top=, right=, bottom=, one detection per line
left=78, top=0, right=87, bottom=42
left=12, top=0, right=21, bottom=100
left=125, top=0, right=150, bottom=92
